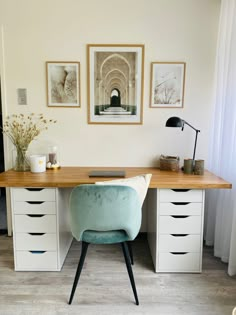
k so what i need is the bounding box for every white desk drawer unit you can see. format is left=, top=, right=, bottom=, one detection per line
left=159, top=234, right=201, bottom=252
left=16, top=251, right=57, bottom=270
left=147, top=188, right=205, bottom=273
left=157, top=189, right=204, bottom=273
left=14, top=214, right=56, bottom=233
left=11, top=187, right=73, bottom=271
left=13, top=201, right=56, bottom=214
left=159, top=215, right=202, bottom=234
left=15, top=233, right=57, bottom=250
left=159, top=189, right=203, bottom=202
left=13, top=187, right=56, bottom=201
left=158, top=252, right=200, bottom=272
left=159, top=202, right=202, bottom=216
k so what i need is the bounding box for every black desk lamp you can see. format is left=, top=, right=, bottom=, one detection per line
left=165, top=116, right=200, bottom=163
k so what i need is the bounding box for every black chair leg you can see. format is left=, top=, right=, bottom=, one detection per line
left=121, top=242, right=139, bottom=305
left=127, top=241, right=134, bottom=265
left=68, top=241, right=89, bottom=305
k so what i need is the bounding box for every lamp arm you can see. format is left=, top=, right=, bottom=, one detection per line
left=192, top=129, right=200, bottom=162
left=182, top=120, right=200, bottom=163
left=183, top=120, right=200, bottom=133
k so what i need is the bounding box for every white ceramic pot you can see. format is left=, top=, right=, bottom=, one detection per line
left=30, top=155, right=46, bottom=173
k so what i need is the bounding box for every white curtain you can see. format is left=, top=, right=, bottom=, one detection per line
left=205, top=0, right=236, bottom=276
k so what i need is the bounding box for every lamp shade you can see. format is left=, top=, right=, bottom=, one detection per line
left=165, top=116, right=183, bottom=128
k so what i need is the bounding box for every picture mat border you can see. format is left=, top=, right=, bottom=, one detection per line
left=87, top=44, right=145, bottom=124
left=46, top=61, right=81, bottom=108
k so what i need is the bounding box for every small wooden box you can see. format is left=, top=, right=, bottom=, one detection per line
left=160, top=155, right=180, bottom=172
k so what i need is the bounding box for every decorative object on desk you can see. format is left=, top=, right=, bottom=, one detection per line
left=87, top=44, right=144, bottom=124
left=47, top=145, right=60, bottom=169
left=165, top=116, right=200, bottom=169
left=1, top=113, right=57, bottom=171
left=183, top=158, right=193, bottom=174
left=30, top=155, right=46, bottom=173
left=46, top=61, right=80, bottom=107
left=12, top=148, right=29, bottom=172
left=159, top=155, right=180, bottom=172
left=150, top=62, right=186, bottom=108
left=194, top=159, right=204, bottom=175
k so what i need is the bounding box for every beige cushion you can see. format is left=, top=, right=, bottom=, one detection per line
left=95, top=174, right=152, bottom=205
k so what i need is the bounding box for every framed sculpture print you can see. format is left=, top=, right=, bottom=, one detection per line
left=46, top=61, right=80, bottom=107
left=87, top=44, right=144, bottom=124
left=150, top=62, right=186, bottom=108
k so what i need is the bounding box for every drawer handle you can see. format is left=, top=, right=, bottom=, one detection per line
left=26, top=188, right=44, bottom=192
left=171, top=189, right=190, bottom=192
left=29, top=251, right=46, bottom=254
left=170, top=252, right=188, bottom=255
left=171, top=202, right=190, bottom=205
left=26, top=201, right=45, bottom=205
left=28, top=233, right=45, bottom=236
left=171, top=234, right=189, bottom=237
left=27, top=214, right=45, bottom=218
left=171, top=215, right=189, bottom=218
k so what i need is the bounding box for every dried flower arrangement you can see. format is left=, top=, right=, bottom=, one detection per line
left=2, top=113, right=57, bottom=171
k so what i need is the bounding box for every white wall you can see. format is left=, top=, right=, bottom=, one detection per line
left=0, top=0, right=220, bottom=168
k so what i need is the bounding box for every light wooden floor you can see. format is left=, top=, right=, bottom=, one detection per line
left=0, top=234, right=235, bottom=315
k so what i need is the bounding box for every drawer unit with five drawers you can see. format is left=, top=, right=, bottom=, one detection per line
left=147, top=188, right=205, bottom=273
left=11, top=187, right=73, bottom=271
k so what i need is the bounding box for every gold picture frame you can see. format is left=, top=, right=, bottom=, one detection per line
left=46, top=61, right=80, bottom=107
left=87, top=44, right=144, bottom=124
left=150, top=62, right=186, bottom=108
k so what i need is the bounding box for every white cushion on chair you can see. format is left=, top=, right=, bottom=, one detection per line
left=95, top=174, right=152, bottom=205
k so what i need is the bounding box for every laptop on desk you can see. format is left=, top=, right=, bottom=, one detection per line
left=89, top=170, right=126, bottom=178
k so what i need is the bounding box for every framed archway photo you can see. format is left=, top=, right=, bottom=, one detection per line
left=87, top=44, right=144, bottom=124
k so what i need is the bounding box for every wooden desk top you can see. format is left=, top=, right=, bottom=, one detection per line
left=0, top=167, right=231, bottom=189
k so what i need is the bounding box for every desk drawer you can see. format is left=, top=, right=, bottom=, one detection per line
left=15, top=233, right=57, bottom=250
left=158, top=252, right=200, bottom=272
left=159, top=215, right=201, bottom=234
left=159, top=202, right=202, bottom=215
left=14, top=215, right=56, bottom=233
left=159, top=234, right=201, bottom=252
left=160, top=189, right=203, bottom=202
left=16, top=251, right=57, bottom=270
left=12, top=188, right=56, bottom=202
left=13, top=201, right=56, bottom=214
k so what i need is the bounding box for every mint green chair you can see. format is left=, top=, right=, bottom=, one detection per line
left=68, top=184, right=141, bottom=305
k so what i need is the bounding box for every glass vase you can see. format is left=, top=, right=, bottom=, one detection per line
left=13, top=147, right=30, bottom=171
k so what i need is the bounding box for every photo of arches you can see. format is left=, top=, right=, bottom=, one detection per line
left=87, top=44, right=144, bottom=124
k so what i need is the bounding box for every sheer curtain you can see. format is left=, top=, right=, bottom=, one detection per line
left=205, top=0, right=236, bottom=276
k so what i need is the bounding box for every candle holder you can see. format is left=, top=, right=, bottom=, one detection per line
left=47, top=146, right=60, bottom=169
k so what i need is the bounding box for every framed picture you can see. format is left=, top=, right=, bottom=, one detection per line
left=87, top=44, right=144, bottom=124
left=150, top=62, right=186, bottom=108
left=46, top=61, right=80, bottom=107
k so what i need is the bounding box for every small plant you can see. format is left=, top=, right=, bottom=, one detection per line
left=2, top=113, right=57, bottom=171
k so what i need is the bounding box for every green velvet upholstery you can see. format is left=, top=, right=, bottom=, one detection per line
left=69, top=184, right=141, bottom=244
left=82, top=230, right=129, bottom=244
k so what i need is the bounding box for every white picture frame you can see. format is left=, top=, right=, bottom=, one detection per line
left=46, top=61, right=80, bottom=107
left=150, top=62, right=186, bottom=108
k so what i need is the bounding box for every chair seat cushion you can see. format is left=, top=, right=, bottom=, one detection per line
left=82, top=230, right=129, bottom=244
